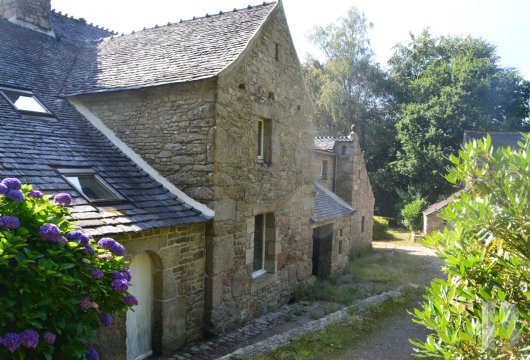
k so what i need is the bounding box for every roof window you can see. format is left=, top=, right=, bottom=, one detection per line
left=59, top=169, right=124, bottom=203
left=0, top=87, right=52, bottom=115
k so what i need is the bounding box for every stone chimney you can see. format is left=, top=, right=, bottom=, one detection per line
left=0, top=0, right=52, bottom=33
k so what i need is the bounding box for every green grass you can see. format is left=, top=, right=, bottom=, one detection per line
left=241, top=288, right=422, bottom=360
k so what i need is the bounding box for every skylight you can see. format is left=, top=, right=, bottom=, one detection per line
left=59, top=169, right=124, bottom=203
left=0, top=87, right=52, bottom=115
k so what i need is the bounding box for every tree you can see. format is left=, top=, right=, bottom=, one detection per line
left=305, top=8, right=398, bottom=214
left=411, top=135, right=530, bottom=358
left=389, top=31, right=530, bottom=205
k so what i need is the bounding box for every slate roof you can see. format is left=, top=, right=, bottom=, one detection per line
left=463, top=131, right=526, bottom=149
left=50, top=10, right=115, bottom=44
left=62, top=2, right=277, bottom=96
left=423, top=191, right=462, bottom=216
left=0, top=15, right=209, bottom=236
left=314, top=136, right=351, bottom=153
left=312, top=183, right=354, bottom=223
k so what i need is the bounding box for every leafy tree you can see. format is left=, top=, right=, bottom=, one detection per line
left=389, top=31, right=530, bottom=205
left=400, top=196, right=427, bottom=232
left=411, top=136, right=530, bottom=358
left=305, top=8, right=398, bottom=215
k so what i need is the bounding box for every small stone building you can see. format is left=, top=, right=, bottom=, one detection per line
left=313, top=131, right=374, bottom=276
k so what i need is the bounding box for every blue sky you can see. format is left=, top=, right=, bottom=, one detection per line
left=51, top=0, right=530, bottom=80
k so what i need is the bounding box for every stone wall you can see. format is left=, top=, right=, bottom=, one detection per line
left=423, top=211, right=446, bottom=234
left=348, top=133, right=374, bottom=254
left=78, top=81, right=217, bottom=204
left=0, top=0, right=51, bottom=30
left=207, top=2, right=316, bottom=332
left=96, top=224, right=206, bottom=358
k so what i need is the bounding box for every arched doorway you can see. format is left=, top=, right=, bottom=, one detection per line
left=126, top=252, right=154, bottom=360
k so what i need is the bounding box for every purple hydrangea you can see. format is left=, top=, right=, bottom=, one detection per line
left=80, top=298, right=93, bottom=310
left=67, top=231, right=91, bottom=246
left=122, top=268, right=132, bottom=282
left=1, top=178, right=21, bottom=190
left=20, top=329, right=39, bottom=349
left=27, top=189, right=43, bottom=199
left=43, top=331, right=56, bottom=344
left=54, top=193, right=72, bottom=206
left=124, top=295, right=139, bottom=306
left=83, top=245, right=95, bottom=256
left=90, top=269, right=104, bottom=279
left=111, top=270, right=124, bottom=279
left=100, top=314, right=112, bottom=327
left=0, top=215, right=20, bottom=230
left=85, top=348, right=100, bottom=360
left=111, top=278, right=128, bottom=292
left=97, top=238, right=125, bottom=256
left=98, top=253, right=112, bottom=260
left=39, top=223, right=61, bottom=242
left=1, top=332, right=21, bottom=353
left=6, top=189, right=23, bottom=202
left=0, top=183, right=7, bottom=195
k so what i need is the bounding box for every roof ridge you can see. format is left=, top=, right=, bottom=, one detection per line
left=109, top=1, right=276, bottom=38
left=51, top=9, right=117, bottom=35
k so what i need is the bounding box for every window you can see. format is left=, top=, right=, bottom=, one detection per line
left=252, top=213, right=276, bottom=278
left=0, top=87, right=52, bottom=115
left=341, top=145, right=347, bottom=155
left=320, top=160, right=328, bottom=180
left=257, top=118, right=272, bottom=164
left=59, top=169, right=124, bottom=203
left=361, top=216, right=365, bottom=233
left=275, top=43, right=280, bottom=61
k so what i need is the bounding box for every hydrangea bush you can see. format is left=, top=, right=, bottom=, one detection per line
left=0, top=179, right=137, bottom=359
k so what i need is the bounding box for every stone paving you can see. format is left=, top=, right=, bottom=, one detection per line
left=153, top=288, right=407, bottom=360
left=155, top=300, right=338, bottom=360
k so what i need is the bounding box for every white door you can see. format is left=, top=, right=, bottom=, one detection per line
left=126, top=252, right=154, bottom=360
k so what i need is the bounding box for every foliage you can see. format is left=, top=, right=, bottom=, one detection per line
left=305, top=8, right=398, bottom=215
left=411, top=135, right=530, bottom=358
left=372, top=216, right=389, bottom=239
left=389, top=31, right=530, bottom=206
left=0, top=179, right=136, bottom=359
left=400, top=197, right=427, bottom=232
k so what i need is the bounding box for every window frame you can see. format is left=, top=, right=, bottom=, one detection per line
left=257, top=119, right=265, bottom=161
left=252, top=214, right=267, bottom=278
left=320, top=160, right=328, bottom=180
left=256, top=118, right=272, bottom=164
left=0, top=86, right=53, bottom=117
left=58, top=168, right=125, bottom=204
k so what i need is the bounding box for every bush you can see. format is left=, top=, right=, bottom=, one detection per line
left=410, top=135, right=530, bottom=358
left=400, top=197, right=427, bottom=232
left=372, top=216, right=389, bottom=240
left=0, top=179, right=137, bottom=359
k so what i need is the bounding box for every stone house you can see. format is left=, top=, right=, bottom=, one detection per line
left=313, top=132, right=374, bottom=277
left=0, top=0, right=374, bottom=358
left=423, top=131, right=526, bottom=235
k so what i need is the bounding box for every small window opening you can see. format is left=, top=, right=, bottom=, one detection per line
left=274, top=43, right=280, bottom=61
left=358, top=170, right=361, bottom=179
left=59, top=168, right=124, bottom=203
left=339, top=240, right=343, bottom=254
left=0, top=87, right=52, bottom=115
left=239, top=83, right=246, bottom=90
left=268, top=92, right=275, bottom=100
left=320, top=160, right=328, bottom=180
left=361, top=216, right=365, bottom=233
left=257, top=118, right=272, bottom=164
left=297, top=105, right=301, bottom=111
left=341, top=145, right=347, bottom=155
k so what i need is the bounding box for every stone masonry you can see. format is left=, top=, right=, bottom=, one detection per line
left=95, top=224, right=206, bottom=358
left=0, top=0, right=51, bottom=30
left=78, top=2, right=316, bottom=335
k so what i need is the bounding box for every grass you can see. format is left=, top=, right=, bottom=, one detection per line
left=292, top=227, right=431, bottom=305
left=236, top=287, right=423, bottom=360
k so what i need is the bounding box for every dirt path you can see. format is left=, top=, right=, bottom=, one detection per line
left=334, top=241, right=442, bottom=360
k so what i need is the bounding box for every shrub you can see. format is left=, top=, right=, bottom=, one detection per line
left=0, top=179, right=137, bottom=359
left=410, top=135, right=530, bottom=358
left=400, top=196, right=426, bottom=232
left=372, top=216, right=389, bottom=240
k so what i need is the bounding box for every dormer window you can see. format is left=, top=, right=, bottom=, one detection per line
left=0, top=87, right=52, bottom=116
left=59, top=169, right=124, bottom=203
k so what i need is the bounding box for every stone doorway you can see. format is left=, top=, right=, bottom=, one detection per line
left=126, top=252, right=154, bottom=360
left=312, top=224, right=333, bottom=279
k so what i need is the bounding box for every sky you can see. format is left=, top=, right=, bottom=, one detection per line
left=51, top=0, right=530, bottom=80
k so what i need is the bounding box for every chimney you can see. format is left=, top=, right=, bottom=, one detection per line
left=0, top=0, right=52, bottom=33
